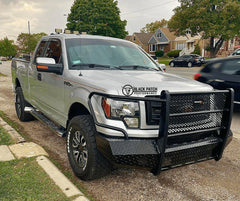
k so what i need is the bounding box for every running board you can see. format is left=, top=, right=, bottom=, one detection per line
left=24, top=107, right=66, bottom=137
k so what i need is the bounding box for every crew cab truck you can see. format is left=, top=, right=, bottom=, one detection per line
left=12, top=34, right=234, bottom=180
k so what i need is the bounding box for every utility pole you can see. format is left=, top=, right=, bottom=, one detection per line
left=28, top=21, right=31, bottom=34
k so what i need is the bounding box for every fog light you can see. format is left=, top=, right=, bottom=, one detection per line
left=123, top=117, right=139, bottom=128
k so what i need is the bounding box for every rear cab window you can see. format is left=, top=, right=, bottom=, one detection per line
left=221, top=59, right=240, bottom=75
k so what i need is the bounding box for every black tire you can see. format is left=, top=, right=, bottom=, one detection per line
left=15, top=87, right=34, bottom=122
left=169, top=62, right=175, bottom=67
left=66, top=115, right=112, bottom=180
left=187, top=62, right=193, bottom=68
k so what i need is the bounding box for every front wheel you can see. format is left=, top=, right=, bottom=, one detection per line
left=66, top=115, right=112, bottom=180
left=169, top=62, right=175, bottom=67
left=187, top=62, right=193, bottom=68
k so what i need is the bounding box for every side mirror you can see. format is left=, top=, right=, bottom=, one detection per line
left=158, top=64, right=166, bottom=72
left=36, top=57, right=63, bottom=75
left=36, top=57, right=56, bottom=65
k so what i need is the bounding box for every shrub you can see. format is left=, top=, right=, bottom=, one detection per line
left=192, top=44, right=201, bottom=55
left=167, top=50, right=181, bottom=58
left=155, top=50, right=164, bottom=57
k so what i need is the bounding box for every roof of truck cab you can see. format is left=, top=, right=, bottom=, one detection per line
left=41, top=34, right=131, bottom=43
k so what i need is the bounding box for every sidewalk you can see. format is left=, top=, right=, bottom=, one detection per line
left=0, top=117, right=89, bottom=201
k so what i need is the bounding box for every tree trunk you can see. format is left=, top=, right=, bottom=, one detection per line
left=209, top=36, right=224, bottom=58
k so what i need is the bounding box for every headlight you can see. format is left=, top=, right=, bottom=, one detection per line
left=102, top=98, right=140, bottom=128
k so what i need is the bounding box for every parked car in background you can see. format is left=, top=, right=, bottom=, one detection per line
left=0, top=60, right=2, bottom=64
left=194, top=57, right=240, bottom=109
left=150, top=54, right=166, bottom=71
left=169, top=54, right=205, bottom=67
left=0, top=57, right=7, bottom=61
left=229, top=48, right=240, bottom=57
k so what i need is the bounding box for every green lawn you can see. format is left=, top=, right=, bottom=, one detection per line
left=0, top=158, right=70, bottom=201
left=158, top=58, right=171, bottom=65
left=0, top=126, right=14, bottom=145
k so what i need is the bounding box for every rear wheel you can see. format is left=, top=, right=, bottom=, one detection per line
left=66, top=115, right=112, bottom=180
left=15, top=87, right=34, bottom=122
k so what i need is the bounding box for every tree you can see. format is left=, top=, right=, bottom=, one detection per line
left=168, top=0, right=240, bottom=57
left=0, top=37, right=17, bottom=58
left=140, top=19, right=168, bottom=33
left=66, top=0, right=128, bottom=38
left=17, top=32, right=47, bottom=53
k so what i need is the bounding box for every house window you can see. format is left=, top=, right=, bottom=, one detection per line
left=186, top=30, right=191, bottom=35
left=177, top=43, right=186, bottom=50
left=156, top=33, right=162, bottom=38
left=133, top=36, right=136, bottom=41
left=159, top=45, right=164, bottom=51
left=149, top=44, right=156, bottom=52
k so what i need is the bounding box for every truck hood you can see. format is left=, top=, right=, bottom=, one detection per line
left=68, top=70, right=213, bottom=96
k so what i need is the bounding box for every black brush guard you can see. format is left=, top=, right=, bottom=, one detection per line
left=88, top=89, right=234, bottom=174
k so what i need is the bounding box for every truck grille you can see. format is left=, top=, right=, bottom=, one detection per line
left=145, top=92, right=228, bottom=143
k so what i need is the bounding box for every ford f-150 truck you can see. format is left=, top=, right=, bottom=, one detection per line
left=11, top=34, right=234, bottom=180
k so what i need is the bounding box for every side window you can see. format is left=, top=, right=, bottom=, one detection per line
left=202, top=62, right=222, bottom=73
left=35, top=41, right=47, bottom=62
left=44, top=40, right=62, bottom=64
left=221, top=59, right=240, bottom=75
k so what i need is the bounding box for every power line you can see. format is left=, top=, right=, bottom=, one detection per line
left=121, top=0, right=177, bottom=16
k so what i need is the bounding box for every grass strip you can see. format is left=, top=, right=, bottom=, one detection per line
left=158, top=58, right=171, bottom=65
left=0, top=126, right=14, bottom=145
left=0, top=158, right=69, bottom=201
left=0, top=110, right=30, bottom=141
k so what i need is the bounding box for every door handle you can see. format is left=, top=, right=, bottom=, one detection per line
left=37, top=73, right=42, bottom=81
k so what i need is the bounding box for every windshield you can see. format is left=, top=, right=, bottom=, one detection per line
left=65, top=38, right=159, bottom=71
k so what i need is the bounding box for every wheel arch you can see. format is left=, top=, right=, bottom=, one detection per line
left=67, top=102, right=90, bottom=128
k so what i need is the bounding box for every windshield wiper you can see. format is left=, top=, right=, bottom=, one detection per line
left=119, top=65, right=158, bottom=71
left=72, top=63, right=121, bottom=70
left=72, top=63, right=110, bottom=68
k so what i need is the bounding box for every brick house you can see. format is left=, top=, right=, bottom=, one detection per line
left=126, top=33, right=153, bottom=53
left=148, top=28, right=176, bottom=53
left=125, top=27, right=239, bottom=57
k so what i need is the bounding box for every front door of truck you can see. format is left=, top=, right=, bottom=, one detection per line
left=29, top=40, right=48, bottom=108
left=32, top=39, right=65, bottom=125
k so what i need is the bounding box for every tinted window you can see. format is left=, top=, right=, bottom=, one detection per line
left=35, top=41, right=47, bottom=58
left=44, top=39, right=62, bottom=64
left=202, top=62, right=222, bottom=73
left=221, top=59, right=240, bottom=75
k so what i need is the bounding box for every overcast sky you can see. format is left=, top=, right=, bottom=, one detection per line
left=0, top=0, right=179, bottom=42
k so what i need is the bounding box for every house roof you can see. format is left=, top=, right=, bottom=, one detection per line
left=160, top=27, right=176, bottom=41
left=133, top=33, right=153, bottom=45
left=125, top=35, right=131, bottom=41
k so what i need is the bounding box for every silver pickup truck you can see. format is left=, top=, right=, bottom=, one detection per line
left=12, top=34, right=234, bottom=180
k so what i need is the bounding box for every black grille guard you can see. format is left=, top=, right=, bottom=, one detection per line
left=88, top=89, right=234, bottom=174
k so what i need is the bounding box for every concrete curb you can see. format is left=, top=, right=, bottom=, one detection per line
left=0, top=117, right=25, bottom=143
left=0, top=118, right=89, bottom=201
